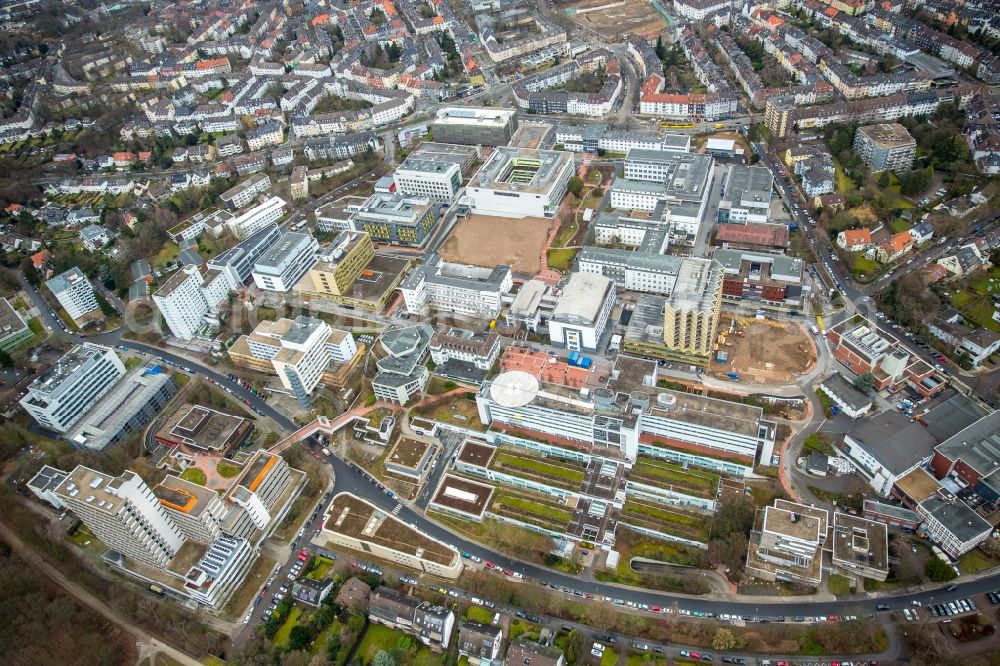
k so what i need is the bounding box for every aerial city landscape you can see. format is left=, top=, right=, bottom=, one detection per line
left=3, top=0, right=1000, bottom=665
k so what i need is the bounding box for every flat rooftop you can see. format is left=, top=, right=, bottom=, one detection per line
left=847, top=410, right=939, bottom=475
left=763, top=501, right=827, bottom=543
left=934, top=412, right=1000, bottom=477
left=430, top=474, right=494, bottom=519
left=551, top=272, right=613, bottom=325
left=857, top=123, right=915, bottom=149
left=156, top=403, right=250, bottom=452
left=666, top=258, right=723, bottom=314
left=386, top=437, right=433, bottom=471
left=325, top=492, right=459, bottom=565
left=457, top=439, right=498, bottom=468
left=154, top=475, right=220, bottom=517
left=832, top=512, right=889, bottom=572
left=433, top=107, right=516, bottom=127
left=471, top=146, right=572, bottom=195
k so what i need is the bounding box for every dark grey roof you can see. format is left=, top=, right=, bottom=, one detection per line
left=920, top=393, right=989, bottom=443
left=847, top=410, right=938, bottom=475
left=820, top=373, right=873, bottom=412
left=935, top=412, right=1000, bottom=476
left=920, top=496, right=992, bottom=544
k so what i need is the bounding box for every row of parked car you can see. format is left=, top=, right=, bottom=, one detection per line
left=928, top=598, right=977, bottom=618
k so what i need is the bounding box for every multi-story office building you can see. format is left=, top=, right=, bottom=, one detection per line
left=853, top=123, right=917, bottom=173
left=747, top=499, right=829, bottom=587
left=20, top=343, right=126, bottom=433
left=611, top=153, right=714, bottom=244
left=662, top=259, right=724, bottom=364
left=153, top=264, right=232, bottom=340
left=373, top=325, right=433, bottom=404
left=830, top=512, right=889, bottom=582
left=352, top=192, right=440, bottom=247
left=227, top=196, right=287, bottom=239
left=65, top=362, right=177, bottom=450
left=154, top=475, right=228, bottom=544
left=393, top=157, right=462, bottom=201
left=53, top=466, right=187, bottom=567
left=220, top=173, right=272, bottom=209
left=46, top=266, right=99, bottom=323
left=399, top=254, right=512, bottom=319
left=466, top=147, right=574, bottom=218
left=224, top=451, right=293, bottom=538
left=714, top=249, right=805, bottom=310
left=476, top=354, right=776, bottom=476
left=229, top=316, right=357, bottom=392
left=548, top=272, right=616, bottom=352
left=251, top=231, right=318, bottom=292
left=322, top=494, right=464, bottom=579
left=720, top=166, right=773, bottom=224
left=916, top=496, right=993, bottom=558
left=167, top=208, right=233, bottom=243
left=303, top=231, right=375, bottom=298
left=154, top=402, right=255, bottom=454
left=207, top=223, right=281, bottom=287
left=429, top=329, right=502, bottom=373
left=182, top=534, right=257, bottom=608
left=244, top=316, right=348, bottom=407
left=430, top=107, right=518, bottom=146
left=0, top=297, right=32, bottom=352
left=25, top=465, right=68, bottom=510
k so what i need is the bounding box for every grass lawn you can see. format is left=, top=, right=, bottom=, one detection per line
left=554, top=220, right=578, bottom=247
left=828, top=573, right=853, bottom=595
left=509, top=619, right=541, bottom=641
left=951, top=291, right=973, bottom=308
left=852, top=255, right=877, bottom=280
left=355, top=624, right=445, bottom=666
left=180, top=467, right=207, bottom=485
left=217, top=462, right=241, bottom=478
left=620, top=500, right=709, bottom=542
left=600, top=647, right=618, bottom=665
left=959, top=548, right=1000, bottom=575
left=890, top=218, right=912, bottom=233
left=311, top=620, right=344, bottom=655
left=272, top=607, right=303, bottom=648
left=306, top=556, right=335, bottom=580
left=171, top=373, right=190, bottom=387
left=124, top=357, right=142, bottom=371
left=803, top=433, right=835, bottom=456
left=833, top=159, right=855, bottom=195
left=464, top=605, right=494, bottom=624
left=152, top=242, right=181, bottom=268
left=547, top=248, right=577, bottom=272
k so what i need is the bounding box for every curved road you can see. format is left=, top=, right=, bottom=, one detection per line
left=16, top=278, right=1000, bottom=650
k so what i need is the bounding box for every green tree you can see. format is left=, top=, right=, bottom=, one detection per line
left=877, top=171, right=891, bottom=188
left=925, top=556, right=957, bottom=582
left=852, top=372, right=876, bottom=394
left=287, top=625, right=313, bottom=651
left=373, top=650, right=395, bottom=666
left=567, top=176, right=585, bottom=197
left=0, top=349, right=12, bottom=367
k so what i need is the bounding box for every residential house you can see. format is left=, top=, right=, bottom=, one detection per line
left=874, top=231, right=914, bottom=263
left=458, top=621, right=503, bottom=665
left=837, top=228, right=872, bottom=252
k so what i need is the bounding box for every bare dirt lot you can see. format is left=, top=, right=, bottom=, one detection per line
left=440, top=213, right=553, bottom=274
left=709, top=315, right=816, bottom=384
left=564, top=0, right=667, bottom=40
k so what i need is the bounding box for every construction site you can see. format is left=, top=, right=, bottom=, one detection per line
left=708, top=314, right=816, bottom=384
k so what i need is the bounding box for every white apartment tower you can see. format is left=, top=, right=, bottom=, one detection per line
left=19, top=343, right=126, bottom=432
left=152, top=264, right=232, bottom=340
left=54, top=466, right=187, bottom=567
left=46, top=267, right=99, bottom=322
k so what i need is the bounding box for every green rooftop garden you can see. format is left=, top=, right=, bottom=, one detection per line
left=621, top=499, right=710, bottom=543
left=493, top=452, right=585, bottom=488
left=630, top=457, right=720, bottom=499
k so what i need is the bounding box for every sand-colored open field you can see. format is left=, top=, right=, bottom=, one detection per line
left=440, top=213, right=553, bottom=274
left=709, top=315, right=816, bottom=384
left=564, top=0, right=667, bottom=39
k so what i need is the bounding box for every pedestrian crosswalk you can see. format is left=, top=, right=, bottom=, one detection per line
left=391, top=504, right=402, bottom=515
